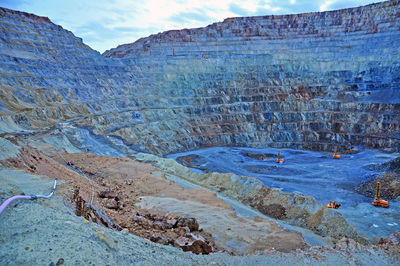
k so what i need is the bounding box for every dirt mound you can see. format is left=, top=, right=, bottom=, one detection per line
left=378, top=231, right=400, bottom=258
left=356, top=157, right=400, bottom=200
left=243, top=152, right=278, bottom=160
left=176, top=154, right=208, bottom=171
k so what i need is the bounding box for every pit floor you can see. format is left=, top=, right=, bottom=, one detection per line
left=168, top=147, right=400, bottom=240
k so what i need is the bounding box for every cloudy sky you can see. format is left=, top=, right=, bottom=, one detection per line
left=1, top=0, right=385, bottom=53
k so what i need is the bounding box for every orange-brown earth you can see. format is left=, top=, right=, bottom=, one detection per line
left=1, top=145, right=307, bottom=255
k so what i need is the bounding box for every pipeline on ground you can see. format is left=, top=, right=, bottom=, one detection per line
left=0, top=179, right=57, bottom=215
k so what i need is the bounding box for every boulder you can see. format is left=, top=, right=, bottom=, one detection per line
left=153, top=221, right=173, bottom=230
left=99, top=189, right=119, bottom=199
left=180, top=239, right=212, bottom=255
left=150, top=234, right=172, bottom=245
left=105, top=198, right=121, bottom=210
left=176, top=217, right=199, bottom=232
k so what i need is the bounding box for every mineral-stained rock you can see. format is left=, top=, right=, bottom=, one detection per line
left=0, top=2, right=399, bottom=156
left=138, top=212, right=216, bottom=253
left=176, top=217, right=199, bottom=232
left=173, top=227, right=190, bottom=237
left=175, top=237, right=212, bottom=255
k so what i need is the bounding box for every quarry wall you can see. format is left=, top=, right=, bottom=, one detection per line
left=1, top=1, right=399, bottom=155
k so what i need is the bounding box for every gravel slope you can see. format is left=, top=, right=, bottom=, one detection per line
left=1, top=168, right=398, bottom=265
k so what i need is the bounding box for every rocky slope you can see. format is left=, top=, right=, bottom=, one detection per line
left=102, top=0, right=400, bottom=154
left=357, top=157, right=400, bottom=199
left=0, top=1, right=399, bottom=156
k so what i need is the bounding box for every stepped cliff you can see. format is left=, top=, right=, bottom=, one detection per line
left=1, top=2, right=400, bottom=263
left=1, top=1, right=400, bottom=156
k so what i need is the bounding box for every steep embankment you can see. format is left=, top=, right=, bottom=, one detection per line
left=1, top=2, right=400, bottom=156
left=103, top=0, right=400, bottom=154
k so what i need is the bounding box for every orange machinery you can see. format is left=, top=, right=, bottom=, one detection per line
left=373, top=181, right=389, bottom=208
left=333, top=146, right=341, bottom=159
left=276, top=150, right=284, bottom=163
left=325, top=201, right=341, bottom=209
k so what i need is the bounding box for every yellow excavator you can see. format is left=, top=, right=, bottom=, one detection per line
left=373, top=181, right=389, bottom=208
left=325, top=201, right=341, bottom=209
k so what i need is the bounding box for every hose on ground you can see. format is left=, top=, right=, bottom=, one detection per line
left=0, top=179, right=57, bottom=215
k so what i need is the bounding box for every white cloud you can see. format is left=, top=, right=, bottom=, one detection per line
left=320, top=0, right=333, bottom=11
left=1, top=0, right=386, bottom=53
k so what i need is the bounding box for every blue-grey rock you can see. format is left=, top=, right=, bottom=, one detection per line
left=0, top=1, right=399, bottom=156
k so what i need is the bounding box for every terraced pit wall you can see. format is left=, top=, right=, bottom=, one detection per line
left=1, top=1, right=400, bottom=155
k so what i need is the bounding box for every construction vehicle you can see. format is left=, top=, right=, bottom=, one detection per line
left=325, top=201, right=341, bottom=209
left=373, top=181, right=389, bottom=208
left=276, top=150, right=284, bottom=163
left=332, top=146, right=341, bottom=159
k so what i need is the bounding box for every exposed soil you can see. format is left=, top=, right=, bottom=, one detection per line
left=1, top=145, right=307, bottom=255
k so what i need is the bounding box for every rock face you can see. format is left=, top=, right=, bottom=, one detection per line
left=0, top=2, right=400, bottom=155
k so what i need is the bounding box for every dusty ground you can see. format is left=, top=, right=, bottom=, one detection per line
left=1, top=145, right=307, bottom=255
left=2, top=169, right=397, bottom=265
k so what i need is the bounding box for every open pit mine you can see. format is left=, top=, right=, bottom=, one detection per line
left=0, top=1, right=399, bottom=265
